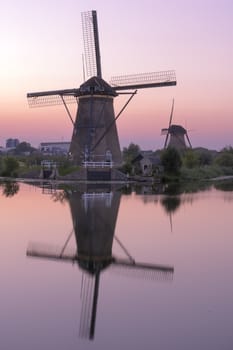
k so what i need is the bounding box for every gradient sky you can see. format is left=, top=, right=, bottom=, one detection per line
left=0, top=0, right=232, bottom=150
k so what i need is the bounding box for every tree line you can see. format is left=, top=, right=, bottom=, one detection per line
left=122, top=143, right=233, bottom=180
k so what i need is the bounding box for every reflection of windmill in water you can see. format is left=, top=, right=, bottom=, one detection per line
left=161, top=194, right=181, bottom=232
left=27, top=185, right=174, bottom=340
left=27, top=10, right=176, bottom=175
left=162, top=99, right=192, bottom=150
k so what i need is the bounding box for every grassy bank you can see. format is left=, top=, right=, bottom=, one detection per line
left=180, top=165, right=233, bottom=181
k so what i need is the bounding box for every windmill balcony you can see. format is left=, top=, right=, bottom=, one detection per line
left=82, top=161, right=113, bottom=168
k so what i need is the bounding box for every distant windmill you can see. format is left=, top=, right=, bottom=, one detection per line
left=27, top=185, right=174, bottom=340
left=161, top=99, right=192, bottom=150
left=27, top=10, right=176, bottom=168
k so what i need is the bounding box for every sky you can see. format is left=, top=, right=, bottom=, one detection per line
left=0, top=0, right=232, bottom=150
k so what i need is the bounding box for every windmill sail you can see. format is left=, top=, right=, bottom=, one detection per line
left=164, top=98, right=174, bottom=148
left=82, top=10, right=102, bottom=79
left=185, top=132, right=192, bottom=148
left=110, top=70, right=176, bottom=91
left=161, top=128, right=169, bottom=135
left=27, top=88, right=79, bottom=107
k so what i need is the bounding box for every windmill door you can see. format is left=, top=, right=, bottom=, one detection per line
left=87, top=169, right=111, bottom=181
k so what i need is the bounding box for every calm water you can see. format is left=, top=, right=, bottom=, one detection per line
left=0, top=180, right=233, bottom=350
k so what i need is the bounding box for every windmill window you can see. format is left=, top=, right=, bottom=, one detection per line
left=80, top=86, right=91, bottom=93
left=105, top=150, right=112, bottom=162
left=94, top=86, right=104, bottom=92
left=90, top=128, right=95, bottom=136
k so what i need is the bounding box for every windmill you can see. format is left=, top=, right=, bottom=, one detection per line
left=27, top=10, right=176, bottom=170
left=161, top=99, right=192, bottom=150
left=27, top=185, right=174, bottom=340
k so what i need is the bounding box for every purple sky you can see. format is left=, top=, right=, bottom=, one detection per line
left=0, top=0, right=232, bottom=150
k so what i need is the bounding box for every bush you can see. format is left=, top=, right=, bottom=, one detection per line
left=182, top=150, right=200, bottom=169
left=1, top=157, right=19, bottom=177
left=122, top=143, right=141, bottom=163
left=180, top=164, right=227, bottom=180
left=161, top=147, right=182, bottom=175
left=214, top=152, right=233, bottom=167
left=58, top=164, right=80, bottom=176
left=119, top=162, right=132, bottom=175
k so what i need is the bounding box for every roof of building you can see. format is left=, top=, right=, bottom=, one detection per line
left=40, top=142, right=70, bottom=146
left=132, top=152, right=161, bottom=166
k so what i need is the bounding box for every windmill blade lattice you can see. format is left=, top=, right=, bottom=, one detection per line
left=110, top=258, right=174, bottom=282
left=27, top=94, right=78, bottom=108
left=110, top=70, right=176, bottom=91
left=27, top=88, right=80, bottom=107
left=26, top=242, right=77, bottom=262
left=27, top=244, right=174, bottom=282
left=82, top=10, right=102, bottom=79
left=79, top=272, right=95, bottom=339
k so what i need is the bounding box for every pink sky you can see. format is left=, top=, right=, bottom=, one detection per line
left=0, top=0, right=232, bottom=150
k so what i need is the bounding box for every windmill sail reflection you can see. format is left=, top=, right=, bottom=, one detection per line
left=27, top=184, right=174, bottom=340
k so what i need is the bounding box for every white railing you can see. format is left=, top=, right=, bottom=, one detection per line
left=82, top=161, right=113, bottom=168
left=82, top=192, right=113, bottom=209
left=82, top=192, right=112, bottom=199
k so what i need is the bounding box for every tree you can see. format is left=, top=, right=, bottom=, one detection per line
left=196, top=149, right=213, bottom=166
left=0, top=157, right=4, bottom=174
left=215, top=152, right=233, bottom=167
left=161, top=147, right=182, bottom=175
left=182, top=150, right=200, bottom=169
left=2, top=157, right=19, bottom=177
left=123, top=142, right=141, bottom=163
left=14, top=142, right=36, bottom=155
left=122, top=143, right=141, bottom=163
left=220, top=146, right=233, bottom=154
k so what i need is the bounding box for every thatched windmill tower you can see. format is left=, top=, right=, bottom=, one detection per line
left=27, top=10, right=176, bottom=172
left=162, top=99, right=192, bottom=150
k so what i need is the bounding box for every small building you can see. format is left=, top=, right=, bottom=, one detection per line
left=39, top=142, right=70, bottom=155
left=6, top=138, right=19, bottom=148
left=132, top=151, right=164, bottom=176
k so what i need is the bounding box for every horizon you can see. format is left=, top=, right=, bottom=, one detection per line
left=0, top=137, right=230, bottom=153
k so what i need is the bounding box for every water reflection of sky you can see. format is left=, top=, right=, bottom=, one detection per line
left=0, top=182, right=233, bottom=349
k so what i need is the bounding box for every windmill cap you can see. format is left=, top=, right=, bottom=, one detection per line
left=169, top=124, right=187, bottom=134
left=79, top=76, right=117, bottom=97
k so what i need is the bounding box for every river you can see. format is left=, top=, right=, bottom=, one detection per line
left=0, top=180, right=233, bottom=350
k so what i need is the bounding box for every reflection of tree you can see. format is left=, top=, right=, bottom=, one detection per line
left=161, top=195, right=181, bottom=233
left=161, top=196, right=181, bottom=214
left=163, top=182, right=183, bottom=195
left=163, top=181, right=211, bottom=195
left=0, top=181, right=19, bottom=197
left=51, top=190, right=69, bottom=203
left=120, top=185, right=132, bottom=195
left=214, top=180, right=233, bottom=192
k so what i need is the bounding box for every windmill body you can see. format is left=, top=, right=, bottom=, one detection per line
left=167, top=124, right=188, bottom=150
left=68, top=185, right=121, bottom=272
left=27, top=10, right=176, bottom=171
left=162, top=100, right=192, bottom=150
left=69, top=77, right=122, bottom=165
